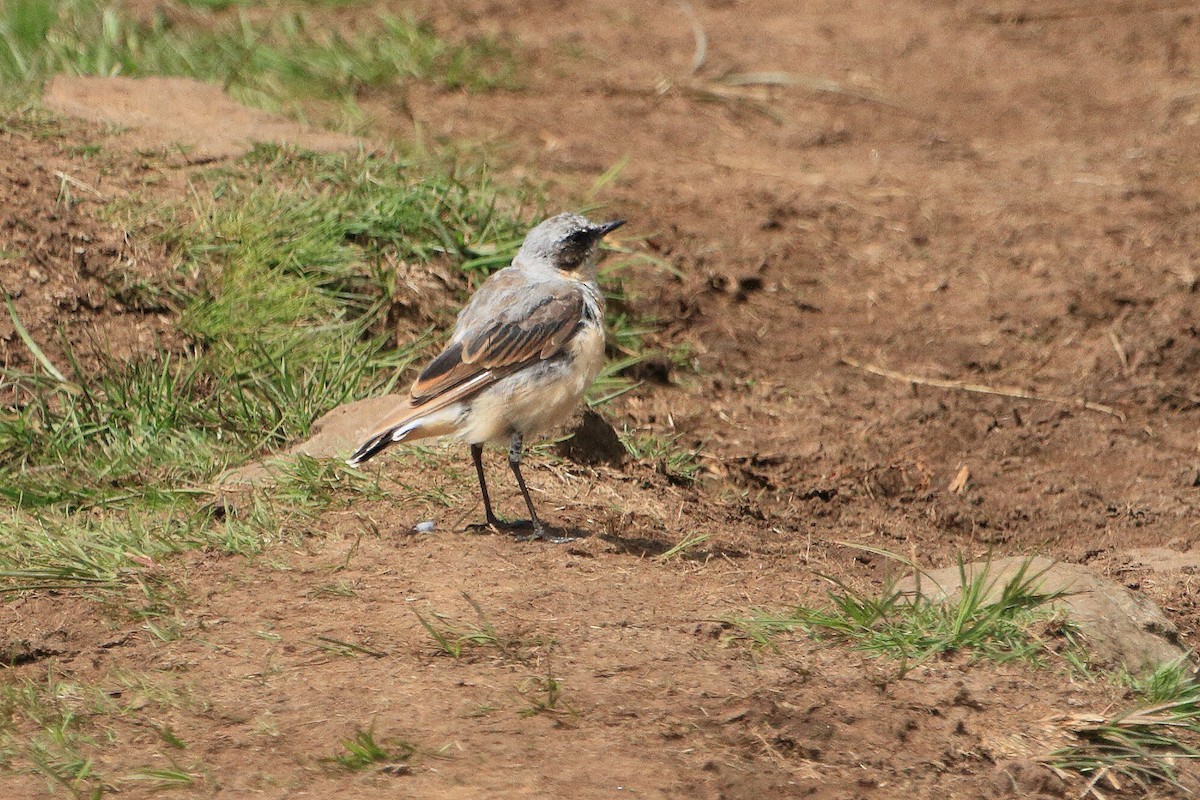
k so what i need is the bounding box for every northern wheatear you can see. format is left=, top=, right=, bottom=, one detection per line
left=348, top=212, right=625, bottom=541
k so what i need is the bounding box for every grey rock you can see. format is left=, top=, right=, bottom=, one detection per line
left=898, top=556, right=1190, bottom=675
left=216, top=396, right=403, bottom=487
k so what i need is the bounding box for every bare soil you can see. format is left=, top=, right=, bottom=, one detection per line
left=4, top=1, right=1200, bottom=797
left=0, top=114, right=182, bottom=377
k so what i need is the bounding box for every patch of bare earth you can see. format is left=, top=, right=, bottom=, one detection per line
left=0, top=116, right=181, bottom=378
left=5, top=0, right=1200, bottom=797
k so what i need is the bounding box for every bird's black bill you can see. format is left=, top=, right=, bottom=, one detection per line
left=591, top=219, right=626, bottom=238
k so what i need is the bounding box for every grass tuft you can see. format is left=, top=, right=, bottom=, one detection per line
left=0, top=671, right=202, bottom=798
left=515, top=660, right=575, bottom=719
left=1043, top=658, right=1200, bottom=798
left=0, top=0, right=516, bottom=116
left=620, top=430, right=702, bottom=484
left=726, top=555, right=1071, bottom=673
left=414, top=593, right=549, bottom=663
left=655, top=532, right=711, bottom=561
left=331, top=727, right=416, bottom=772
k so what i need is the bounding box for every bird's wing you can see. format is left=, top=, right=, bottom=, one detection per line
left=348, top=274, right=587, bottom=463
left=409, top=274, right=586, bottom=405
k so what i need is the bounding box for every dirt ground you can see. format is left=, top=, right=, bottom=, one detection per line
left=4, top=0, right=1200, bottom=797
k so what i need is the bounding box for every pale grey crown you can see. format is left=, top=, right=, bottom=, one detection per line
left=516, top=212, right=625, bottom=274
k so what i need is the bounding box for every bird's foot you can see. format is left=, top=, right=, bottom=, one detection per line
left=467, top=517, right=580, bottom=544
left=514, top=525, right=579, bottom=544
left=466, top=516, right=529, bottom=534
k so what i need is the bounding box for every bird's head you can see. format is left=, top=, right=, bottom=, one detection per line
left=514, top=212, right=625, bottom=280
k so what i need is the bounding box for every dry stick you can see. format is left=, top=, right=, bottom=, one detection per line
left=840, top=356, right=1127, bottom=422
left=721, top=71, right=923, bottom=118
left=978, top=0, right=1200, bottom=24
left=607, top=72, right=924, bottom=125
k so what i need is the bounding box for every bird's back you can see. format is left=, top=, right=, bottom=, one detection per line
left=450, top=265, right=583, bottom=344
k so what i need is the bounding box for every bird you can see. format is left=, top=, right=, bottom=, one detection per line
left=347, top=212, right=626, bottom=541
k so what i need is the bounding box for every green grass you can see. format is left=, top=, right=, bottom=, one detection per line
left=330, top=727, right=416, bottom=772
left=0, top=670, right=205, bottom=797
left=270, top=455, right=384, bottom=510
left=726, top=556, right=1071, bottom=673
left=1043, top=659, right=1200, bottom=797
left=655, top=532, right=711, bottom=561
left=620, top=430, right=702, bottom=483
left=516, top=671, right=572, bottom=718
left=0, top=0, right=516, bottom=117
left=414, top=593, right=549, bottom=663
left=0, top=500, right=290, bottom=592
left=0, top=678, right=102, bottom=798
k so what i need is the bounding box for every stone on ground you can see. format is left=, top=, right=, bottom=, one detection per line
left=900, top=556, right=1190, bottom=675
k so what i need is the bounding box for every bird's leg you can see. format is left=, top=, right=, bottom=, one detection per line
left=507, top=433, right=575, bottom=543
left=470, top=443, right=505, bottom=529
left=507, top=432, right=545, bottom=538
left=467, top=443, right=528, bottom=533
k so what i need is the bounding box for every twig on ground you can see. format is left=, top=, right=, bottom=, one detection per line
left=841, top=356, right=1126, bottom=422
left=977, top=0, right=1199, bottom=24
left=52, top=171, right=106, bottom=200
left=1107, top=329, right=1131, bottom=376
left=720, top=72, right=925, bottom=118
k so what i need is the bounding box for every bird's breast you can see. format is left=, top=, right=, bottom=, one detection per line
left=567, top=318, right=606, bottom=386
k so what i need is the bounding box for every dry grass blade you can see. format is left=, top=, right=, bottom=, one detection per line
left=655, top=532, right=710, bottom=561
left=314, top=635, right=388, bottom=658
left=1042, top=676, right=1200, bottom=798
left=628, top=64, right=922, bottom=124
left=5, top=294, right=68, bottom=383
left=841, top=356, right=1127, bottom=422
left=414, top=593, right=547, bottom=663
left=669, top=80, right=787, bottom=123
left=677, top=0, right=707, bottom=74
left=52, top=170, right=105, bottom=200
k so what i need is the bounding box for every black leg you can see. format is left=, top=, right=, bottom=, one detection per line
left=471, top=443, right=503, bottom=528
left=506, top=432, right=546, bottom=538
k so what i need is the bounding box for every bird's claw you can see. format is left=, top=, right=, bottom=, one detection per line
left=467, top=518, right=578, bottom=544
left=515, top=526, right=578, bottom=544
left=466, top=517, right=527, bottom=534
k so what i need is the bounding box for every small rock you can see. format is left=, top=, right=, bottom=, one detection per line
left=216, top=395, right=403, bottom=486
left=899, top=556, right=1190, bottom=675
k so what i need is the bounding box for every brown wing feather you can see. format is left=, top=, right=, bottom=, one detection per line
left=409, top=289, right=584, bottom=405
left=348, top=277, right=587, bottom=465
